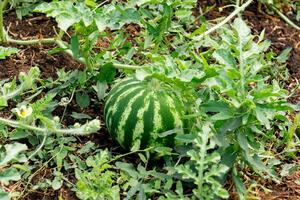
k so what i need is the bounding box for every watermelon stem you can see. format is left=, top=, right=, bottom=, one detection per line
left=112, top=63, right=144, bottom=70
left=5, top=34, right=144, bottom=70
left=107, top=147, right=154, bottom=164
left=0, top=117, right=101, bottom=135
left=192, top=0, right=253, bottom=40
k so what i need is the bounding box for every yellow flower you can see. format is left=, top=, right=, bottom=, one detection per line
left=16, top=105, right=33, bottom=118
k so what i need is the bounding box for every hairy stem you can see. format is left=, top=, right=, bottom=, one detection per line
left=193, top=0, right=253, bottom=40
left=5, top=31, right=143, bottom=70
left=197, top=127, right=209, bottom=195
left=0, top=117, right=99, bottom=135
left=28, top=133, right=47, bottom=160
left=271, top=5, right=300, bottom=30
left=6, top=36, right=56, bottom=45
left=112, top=63, right=145, bottom=70
left=6, top=36, right=142, bottom=69
left=0, top=2, right=3, bottom=42
left=2, top=85, right=24, bottom=100
left=236, top=0, right=240, bottom=17
left=0, top=0, right=7, bottom=42
left=55, top=39, right=87, bottom=64
left=107, top=147, right=154, bottom=164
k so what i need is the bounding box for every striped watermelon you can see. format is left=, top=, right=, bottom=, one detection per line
left=104, top=77, right=186, bottom=151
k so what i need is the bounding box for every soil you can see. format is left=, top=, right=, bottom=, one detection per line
left=0, top=12, right=83, bottom=80
left=262, top=169, right=300, bottom=200
left=0, top=1, right=300, bottom=200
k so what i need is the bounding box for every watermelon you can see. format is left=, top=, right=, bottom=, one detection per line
left=104, top=77, right=186, bottom=151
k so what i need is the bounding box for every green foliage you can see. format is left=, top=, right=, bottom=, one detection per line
left=0, top=0, right=299, bottom=199
left=73, top=123, right=229, bottom=200
left=191, top=18, right=297, bottom=196
left=76, top=91, right=90, bottom=108
left=0, top=68, right=102, bottom=197
left=258, top=0, right=298, bottom=8
left=90, top=15, right=297, bottom=199
left=0, top=142, right=28, bottom=199
left=74, top=148, right=181, bottom=199
left=9, top=0, right=44, bottom=19
left=0, top=46, right=18, bottom=59
left=0, top=67, right=39, bottom=107
left=32, top=0, right=199, bottom=71
left=176, top=123, right=229, bottom=199
left=75, top=149, right=120, bottom=200
left=34, top=1, right=141, bottom=32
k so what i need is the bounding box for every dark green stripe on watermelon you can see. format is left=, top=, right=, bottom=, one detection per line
left=108, top=88, right=145, bottom=143
left=140, top=97, right=155, bottom=149
left=123, top=92, right=147, bottom=149
left=104, top=80, right=144, bottom=115
left=157, top=92, right=176, bottom=147
left=105, top=85, right=145, bottom=126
